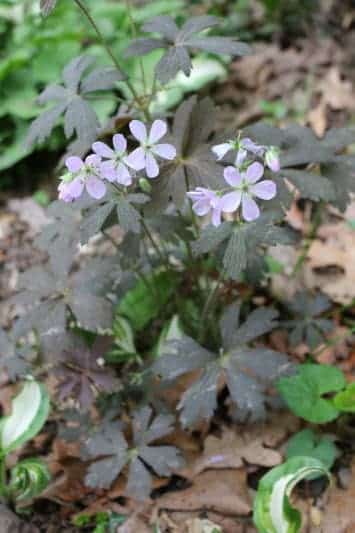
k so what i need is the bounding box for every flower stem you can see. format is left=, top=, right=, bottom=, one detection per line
left=140, top=218, right=168, bottom=266
left=0, top=457, right=8, bottom=503
left=198, top=270, right=225, bottom=343
left=73, top=0, right=150, bottom=121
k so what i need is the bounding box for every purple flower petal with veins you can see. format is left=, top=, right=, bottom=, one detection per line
left=86, top=176, right=106, bottom=199
left=113, top=133, right=127, bottom=153
left=152, top=144, right=176, bottom=160
left=146, top=152, right=159, bottom=178
left=251, top=180, right=276, bottom=200
left=224, top=166, right=243, bottom=187
left=92, top=142, right=114, bottom=159
left=66, top=156, right=84, bottom=173
left=242, top=195, right=260, bottom=221
left=149, top=119, right=167, bottom=143
left=212, top=142, right=233, bottom=160
left=245, top=162, right=264, bottom=183
left=129, top=120, right=147, bottom=143
left=126, top=147, right=146, bottom=171
left=220, top=191, right=242, bottom=212
left=67, top=177, right=85, bottom=199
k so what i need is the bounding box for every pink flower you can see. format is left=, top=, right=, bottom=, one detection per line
left=92, top=134, right=132, bottom=186
left=186, top=187, right=223, bottom=227
left=58, top=155, right=106, bottom=202
left=222, top=161, right=276, bottom=221
left=126, top=120, right=176, bottom=178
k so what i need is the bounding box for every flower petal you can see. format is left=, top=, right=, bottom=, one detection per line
left=220, top=191, right=241, bottom=212
left=245, top=161, right=264, bottom=183
left=65, top=156, right=84, bottom=173
left=113, top=133, right=127, bottom=154
left=241, top=195, right=260, bottom=221
left=149, top=119, right=167, bottom=144
left=235, top=148, right=247, bottom=167
left=116, top=163, right=132, bottom=186
left=92, top=141, right=114, bottom=158
left=67, top=177, right=84, bottom=198
left=58, top=182, right=73, bottom=202
left=129, top=120, right=147, bottom=143
left=125, top=147, right=146, bottom=171
left=212, top=143, right=232, bottom=160
left=152, top=143, right=176, bottom=160
left=211, top=207, right=222, bottom=227
left=224, top=166, right=242, bottom=187
left=240, top=138, right=265, bottom=155
left=101, top=160, right=117, bottom=182
left=86, top=176, right=106, bottom=199
left=85, top=154, right=102, bottom=169
left=251, top=180, right=276, bottom=200
left=145, top=152, right=159, bottom=178
left=193, top=199, right=211, bottom=216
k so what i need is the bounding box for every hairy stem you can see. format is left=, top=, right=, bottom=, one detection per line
left=73, top=0, right=150, bottom=121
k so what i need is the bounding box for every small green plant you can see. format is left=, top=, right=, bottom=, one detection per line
left=278, top=363, right=355, bottom=424
left=0, top=380, right=51, bottom=507
left=277, top=363, right=346, bottom=423
left=253, top=456, right=329, bottom=533
left=286, top=428, right=339, bottom=475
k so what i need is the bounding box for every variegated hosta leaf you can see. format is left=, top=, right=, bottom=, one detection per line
left=253, top=456, right=329, bottom=533
left=9, top=458, right=51, bottom=503
left=0, top=380, right=50, bottom=455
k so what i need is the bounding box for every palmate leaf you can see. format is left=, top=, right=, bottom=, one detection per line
left=283, top=291, right=334, bottom=350
left=54, top=335, right=118, bottom=411
left=0, top=380, right=50, bottom=455
left=245, top=122, right=355, bottom=211
left=85, top=406, right=183, bottom=499
left=153, top=305, right=291, bottom=427
left=26, top=55, right=123, bottom=149
left=125, top=15, right=251, bottom=84
left=12, top=255, right=120, bottom=346
left=79, top=191, right=149, bottom=244
left=192, top=215, right=297, bottom=281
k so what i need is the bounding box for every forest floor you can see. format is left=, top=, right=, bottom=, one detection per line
left=0, top=2, right=355, bottom=532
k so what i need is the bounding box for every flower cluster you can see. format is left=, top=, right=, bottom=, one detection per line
left=58, top=120, right=176, bottom=202
left=187, top=136, right=280, bottom=226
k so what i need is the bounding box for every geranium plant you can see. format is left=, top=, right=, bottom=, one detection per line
left=1, top=0, right=355, bottom=530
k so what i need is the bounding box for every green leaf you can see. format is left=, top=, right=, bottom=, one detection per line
left=118, top=271, right=180, bottom=331
left=0, top=380, right=50, bottom=455
left=253, top=456, right=330, bottom=533
left=334, top=382, right=355, bottom=413
left=277, top=364, right=345, bottom=424
left=286, top=429, right=339, bottom=474
left=9, top=457, right=51, bottom=503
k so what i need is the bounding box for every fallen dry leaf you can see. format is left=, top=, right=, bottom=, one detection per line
left=182, top=424, right=283, bottom=479
left=307, top=221, right=355, bottom=304
left=157, top=470, right=252, bottom=517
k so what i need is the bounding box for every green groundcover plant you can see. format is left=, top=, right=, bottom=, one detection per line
left=1, top=0, right=355, bottom=531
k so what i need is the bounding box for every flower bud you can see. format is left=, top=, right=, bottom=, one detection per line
left=139, top=177, right=152, bottom=193
left=265, top=147, right=280, bottom=172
